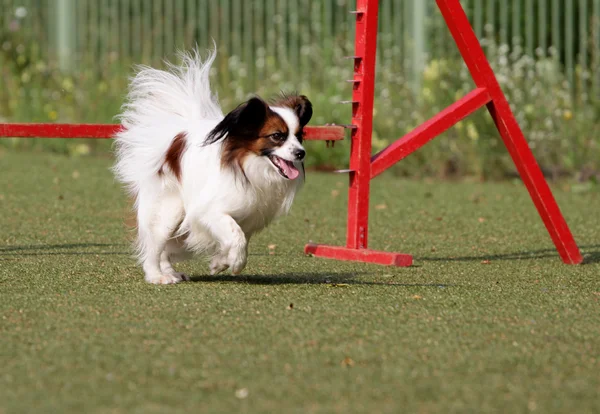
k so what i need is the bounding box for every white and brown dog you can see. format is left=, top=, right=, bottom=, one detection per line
left=113, top=50, right=312, bottom=284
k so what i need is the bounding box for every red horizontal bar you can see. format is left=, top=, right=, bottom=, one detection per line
left=370, top=87, right=492, bottom=179
left=305, top=243, right=413, bottom=267
left=304, top=125, right=345, bottom=141
left=0, top=123, right=122, bottom=139
left=0, top=123, right=345, bottom=141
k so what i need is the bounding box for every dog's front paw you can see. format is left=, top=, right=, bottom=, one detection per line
left=228, top=246, right=247, bottom=275
left=170, top=272, right=190, bottom=282
left=210, top=255, right=229, bottom=275
left=145, top=272, right=186, bottom=285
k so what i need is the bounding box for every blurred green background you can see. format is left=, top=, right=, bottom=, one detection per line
left=1, top=0, right=599, bottom=181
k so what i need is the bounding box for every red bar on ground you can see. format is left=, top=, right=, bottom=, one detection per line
left=305, top=243, right=413, bottom=267
left=0, top=123, right=344, bottom=141
left=370, top=87, right=491, bottom=179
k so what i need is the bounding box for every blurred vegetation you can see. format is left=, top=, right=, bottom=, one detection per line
left=1, top=11, right=599, bottom=182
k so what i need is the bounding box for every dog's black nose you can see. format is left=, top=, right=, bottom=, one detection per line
left=294, top=148, right=306, bottom=160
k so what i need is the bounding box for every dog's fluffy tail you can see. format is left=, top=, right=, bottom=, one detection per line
left=113, top=48, right=222, bottom=195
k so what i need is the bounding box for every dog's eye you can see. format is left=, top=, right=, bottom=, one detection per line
left=269, top=132, right=286, bottom=142
left=296, top=130, right=304, bottom=143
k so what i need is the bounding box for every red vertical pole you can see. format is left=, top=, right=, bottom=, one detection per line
left=436, top=0, right=582, bottom=264
left=346, top=0, right=379, bottom=249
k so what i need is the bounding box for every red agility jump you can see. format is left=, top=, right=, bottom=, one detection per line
left=305, top=0, right=583, bottom=266
left=0, top=0, right=583, bottom=266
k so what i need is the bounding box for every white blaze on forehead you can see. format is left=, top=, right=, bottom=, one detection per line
left=269, top=106, right=305, bottom=164
left=271, top=107, right=299, bottom=134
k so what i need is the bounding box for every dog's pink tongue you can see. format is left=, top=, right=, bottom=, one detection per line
left=281, top=160, right=300, bottom=180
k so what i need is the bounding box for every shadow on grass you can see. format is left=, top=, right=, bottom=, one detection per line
left=583, top=250, right=600, bottom=264
left=3, top=243, right=598, bottom=266
left=189, top=272, right=454, bottom=287
left=417, top=245, right=600, bottom=264
left=0, top=243, right=273, bottom=258
left=0, top=243, right=129, bottom=256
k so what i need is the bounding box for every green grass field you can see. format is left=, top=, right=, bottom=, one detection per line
left=1, top=151, right=599, bottom=413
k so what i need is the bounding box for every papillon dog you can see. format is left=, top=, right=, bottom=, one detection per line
left=113, top=49, right=312, bottom=284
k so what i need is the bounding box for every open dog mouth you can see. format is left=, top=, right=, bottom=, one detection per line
left=268, top=155, right=300, bottom=180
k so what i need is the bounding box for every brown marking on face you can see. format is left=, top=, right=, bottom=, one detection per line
left=162, top=132, right=187, bottom=180
left=260, top=108, right=290, bottom=136
left=222, top=107, right=289, bottom=172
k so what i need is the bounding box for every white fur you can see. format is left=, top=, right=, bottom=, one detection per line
left=113, top=49, right=304, bottom=284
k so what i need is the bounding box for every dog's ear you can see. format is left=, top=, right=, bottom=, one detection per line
left=232, top=97, right=268, bottom=133
left=205, top=97, right=268, bottom=144
left=293, top=95, right=313, bottom=127
left=272, top=94, right=313, bottom=127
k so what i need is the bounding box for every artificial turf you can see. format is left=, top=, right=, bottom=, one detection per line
left=1, top=151, right=599, bottom=413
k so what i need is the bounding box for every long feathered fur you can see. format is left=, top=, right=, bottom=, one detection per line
left=113, top=48, right=222, bottom=196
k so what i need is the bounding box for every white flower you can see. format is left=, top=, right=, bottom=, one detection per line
left=15, top=7, right=27, bottom=18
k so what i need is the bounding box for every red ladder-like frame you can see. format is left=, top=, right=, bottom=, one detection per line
left=305, top=0, right=583, bottom=265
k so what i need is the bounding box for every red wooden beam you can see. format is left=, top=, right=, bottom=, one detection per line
left=304, top=125, right=345, bottom=141
left=0, top=123, right=344, bottom=141
left=370, top=87, right=491, bottom=179
left=0, top=123, right=122, bottom=139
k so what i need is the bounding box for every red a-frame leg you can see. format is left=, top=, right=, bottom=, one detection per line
left=305, top=0, right=583, bottom=265
left=436, top=0, right=582, bottom=264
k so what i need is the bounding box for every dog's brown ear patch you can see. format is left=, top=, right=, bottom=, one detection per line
left=272, top=94, right=313, bottom=127
left=162, top=132, right=187, bottom=180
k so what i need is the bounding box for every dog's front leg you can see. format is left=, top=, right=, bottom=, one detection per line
left=200, top=214, right=247, bottom=275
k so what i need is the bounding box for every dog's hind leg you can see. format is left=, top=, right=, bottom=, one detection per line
left=137, top=185, right=186, bottom=284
